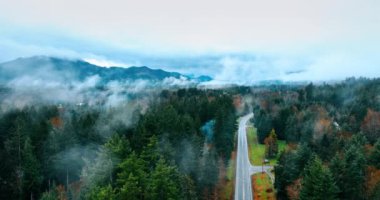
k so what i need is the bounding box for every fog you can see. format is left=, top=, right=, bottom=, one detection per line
left=0, top=56, right=208, bottom=196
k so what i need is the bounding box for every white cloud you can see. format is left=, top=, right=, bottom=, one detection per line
left=83, top=58, right=134, bottom=68
left=0, top=0, right=379, bottom=52
left=162, top=76, right=195, bottom=86
left=1, top=0, right=380, bottom=83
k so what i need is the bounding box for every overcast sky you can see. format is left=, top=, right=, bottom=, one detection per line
left=1, top=0, right=380, bottom=83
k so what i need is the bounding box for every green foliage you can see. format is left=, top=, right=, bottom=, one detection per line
left=213, top=95, right=237, bottom=160
left=253, top=79, right=380, bottom=200
left=305, top=83, right=315, bottom=101
left=370, top=182, right=380, bottom=200
left=295, top=143, right=312, bottom=168
left=22, top=137, right=43, bottom=198
left=264, top=129, right=278, bottom=158
left=329, top=153, right=345, bottom=197
left=300, top=156, right=338, bottom=200
left=341, top=144, right=366, bottom=199
left=81, top=147, right=115, bottom=193
left=104, top=134, right=131, bottom=158
left=275, top=143, right=313, bottom=199
left=328, top=136, right=367, bottom=200
left=146, top=159, right=182, bottom=200
left=255, top=110, right=272, bottom=143
left=179, top=175, right=198, bottom=200
left=0, top=88, right=238, bottom=199
left=318, top=134, right=331, bottom=161
left=40, top=190, right=58, bottom=200
left=3, top=78, right=379, bottom=199
left=86, top=184, right=116, bottom=200
left=197, top=148, right=219, bottom=191
left=370, top=139, right=380, bottom=168
left=114, top=151, right=149, bottom=199
left=273, top=107, right=292, bottom=140
left=119, top=174, right=142, bottom=200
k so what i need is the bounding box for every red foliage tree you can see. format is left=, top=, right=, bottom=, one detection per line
left=361, top=109, right=380, bottom=143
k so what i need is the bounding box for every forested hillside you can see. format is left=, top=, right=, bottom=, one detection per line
left=250, top=78, right=380, bottom=200
left=1, top=77, right=380, bottom=200
left=0, top=88, right=236, bottom=199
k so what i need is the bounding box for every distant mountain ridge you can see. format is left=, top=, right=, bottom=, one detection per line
left=0, top=56, right=212, bottom=84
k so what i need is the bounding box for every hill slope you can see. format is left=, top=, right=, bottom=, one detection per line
left=0, top=56, right=212, bottom=84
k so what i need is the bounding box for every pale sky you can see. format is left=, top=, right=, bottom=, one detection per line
left=1, top=0, right=380, bottom=83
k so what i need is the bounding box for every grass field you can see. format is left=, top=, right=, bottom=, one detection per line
left=246, top=124, right=286, bottom=200
left=252, top=173, right=276, bottom=200
left=246, top=126, right=286, bottom=166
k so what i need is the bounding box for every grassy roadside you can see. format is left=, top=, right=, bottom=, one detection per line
left=218, top=119, right=286, bottom=199
left=252, top=173, right=276, bottom=200
left=246, top=123, right=286, bottom=200
left=246, top=126, right=286, bottom=166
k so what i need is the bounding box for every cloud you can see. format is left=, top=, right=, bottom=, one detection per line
left=83, top=58, right=135, bottom=68
left=1, top=0, right=379, bottom=52
left=162, top=76, right=196, bottom=86
left=208, top=54, right=307, bottom=84
left=283, top=51, right=380, bottom=81
left=1, top=0, right=380, bottom=84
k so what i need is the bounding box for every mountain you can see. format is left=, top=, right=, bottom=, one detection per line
left=0, top=56, right=212, bottom=84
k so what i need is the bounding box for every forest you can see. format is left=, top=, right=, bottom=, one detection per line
left=251, top=78, right=380, bottom=200
left=1, top=77, right=380, bottom=199
left=0, top=88, right=237, bottom=199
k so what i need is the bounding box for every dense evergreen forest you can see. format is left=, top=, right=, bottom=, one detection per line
left=0, top=88, right=236, bottom=199
left=251, top=78, right=380, bottom=200
left=1, top=77, right=380, bottom=200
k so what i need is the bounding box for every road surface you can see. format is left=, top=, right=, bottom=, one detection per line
left=234, top=113, right=254, bottom=200
left=234, top=113, right=273, bottom=200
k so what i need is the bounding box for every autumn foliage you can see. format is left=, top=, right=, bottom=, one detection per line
left=365, top=166, right=380, bottom=197
left=361, top=109, right=380, bottom=143
left=264, top=129, right=278, bottom=158
left=286, top=178, right=301, bottom=200
left=50, top=116, right=63, bottom=128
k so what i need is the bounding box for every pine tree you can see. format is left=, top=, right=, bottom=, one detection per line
left=104, top=134, right=131, bottom=159
left=116, top=152, right=148, bottom=199
left=146, top=158, right=181, bottom=200
left=213, top=98, right=236, bottom=161
left=264, top=129, right=278, bottom=158
left=329, top=153, right=345, bottom=198
left=22, top=137, right=42, bottom=199
left=342, top=145, right=366, bottom=200
left=300, top=156, right=338, bottom=200
left=3, top=117, right=26, bottom=198
left=81, top=147, right=115, bottom=191
left=295, top=143, right=313, bottom=173
left=86, top=184, right=116, bottom=200
left=255, top=110, right=272, bottom=143
left=370, top=139, right=380, bottom=168
left=119, top=174, right=141, bottom=200
left=275, top=151, right=299, bottom=199
left=305, top=83, right=314, bottom=101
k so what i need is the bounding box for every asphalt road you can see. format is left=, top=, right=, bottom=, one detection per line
left=234, top=113, right=254, bottom=200
left=234, top=113, right=274, bottom=200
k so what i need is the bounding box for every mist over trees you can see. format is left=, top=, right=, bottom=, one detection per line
left=250, top=78, right=380, bottom=200
left=0, top=87, right=237, bottom=199
left=1, top=71, right=380, bottom=200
